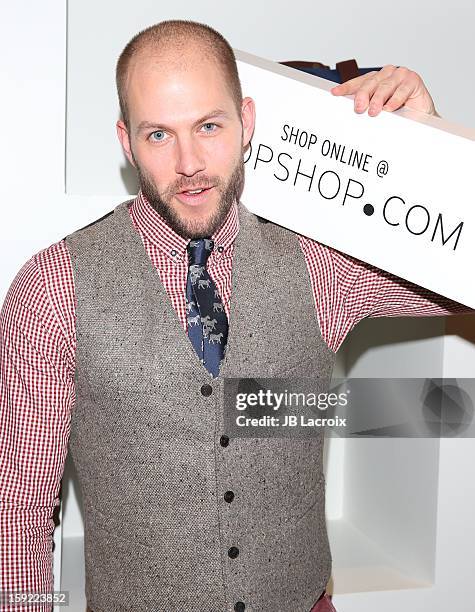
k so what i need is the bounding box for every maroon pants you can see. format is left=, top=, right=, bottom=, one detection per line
left=311, top=591, right=337, bottom=612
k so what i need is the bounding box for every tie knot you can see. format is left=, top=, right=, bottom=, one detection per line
left=187, top=237, right=214, bottom=266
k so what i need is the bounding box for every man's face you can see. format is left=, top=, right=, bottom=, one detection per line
left=117, top=47, right=255, bottom=239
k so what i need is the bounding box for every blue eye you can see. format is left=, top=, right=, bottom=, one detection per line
left=202, top=123, right=217, bottom=132
left=150, top=130, right=165, bottom=141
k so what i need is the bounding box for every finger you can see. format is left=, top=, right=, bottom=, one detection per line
left=379, top=68, right=419, bottom=112
left=352, top=74, right=392, bottom=113
left=356, top=66, right=409, bottom=114
left=330, top=64, right=395, bottom=97
left=367, top=78, right=406, bottom=116
left=330, top=71, right=378, bottom=96
left=381, top=80, right=417, bottom=112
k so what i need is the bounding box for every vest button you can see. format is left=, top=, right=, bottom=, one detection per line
left=228, top=546, right=239, bottom=559
left=224, top=490, right=235, bottom=503
left=220, top=435, right=230, bottom=447
left=234, top=602, right=245, bottom=611
left=201, top=384, right=213, bottom=396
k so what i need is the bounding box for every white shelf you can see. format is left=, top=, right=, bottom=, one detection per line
left=328, top=518, right=432, bottom=594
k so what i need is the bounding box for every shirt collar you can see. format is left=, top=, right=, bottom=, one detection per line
left=130, top=190, right=239, bottom=263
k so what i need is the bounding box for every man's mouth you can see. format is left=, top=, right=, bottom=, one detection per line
left=175, top=186, right=214, bottom=206
left=182, top=188, right=205, bottom=194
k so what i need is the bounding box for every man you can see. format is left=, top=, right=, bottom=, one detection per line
left=0, top=18, right=468, bottom=612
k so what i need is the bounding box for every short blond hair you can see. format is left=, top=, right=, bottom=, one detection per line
left=116, top=19, right=243, bottom=129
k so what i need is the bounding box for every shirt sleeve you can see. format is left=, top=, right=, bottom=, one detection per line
left=299, top=235, right=473, bottom=353
left=0, top=241, right=76, bottom=611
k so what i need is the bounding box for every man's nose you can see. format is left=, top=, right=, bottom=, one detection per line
left=175, top=135, right=206, bottom=177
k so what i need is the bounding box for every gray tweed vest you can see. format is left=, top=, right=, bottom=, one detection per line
left=65, top=199, right=336, bottom=612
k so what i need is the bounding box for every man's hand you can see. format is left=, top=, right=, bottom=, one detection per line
left=330, top=64, right=440, bottom=118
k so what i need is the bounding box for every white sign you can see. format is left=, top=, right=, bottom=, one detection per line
left=236, top=49, right=475, bottom=308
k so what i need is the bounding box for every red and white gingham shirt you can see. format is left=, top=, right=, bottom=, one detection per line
left=0, top=191, right=468, bottom=607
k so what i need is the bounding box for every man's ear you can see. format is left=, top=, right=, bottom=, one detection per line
left=116, top=119, right=136, bottom=168
left=241, top=97, right=256, bottom=149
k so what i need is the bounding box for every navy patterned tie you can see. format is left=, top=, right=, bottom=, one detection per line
left=185, top=238, right=229, bottom=377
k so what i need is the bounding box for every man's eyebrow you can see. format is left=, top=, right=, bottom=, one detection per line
left=136, top=109, right=231, bottom=134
